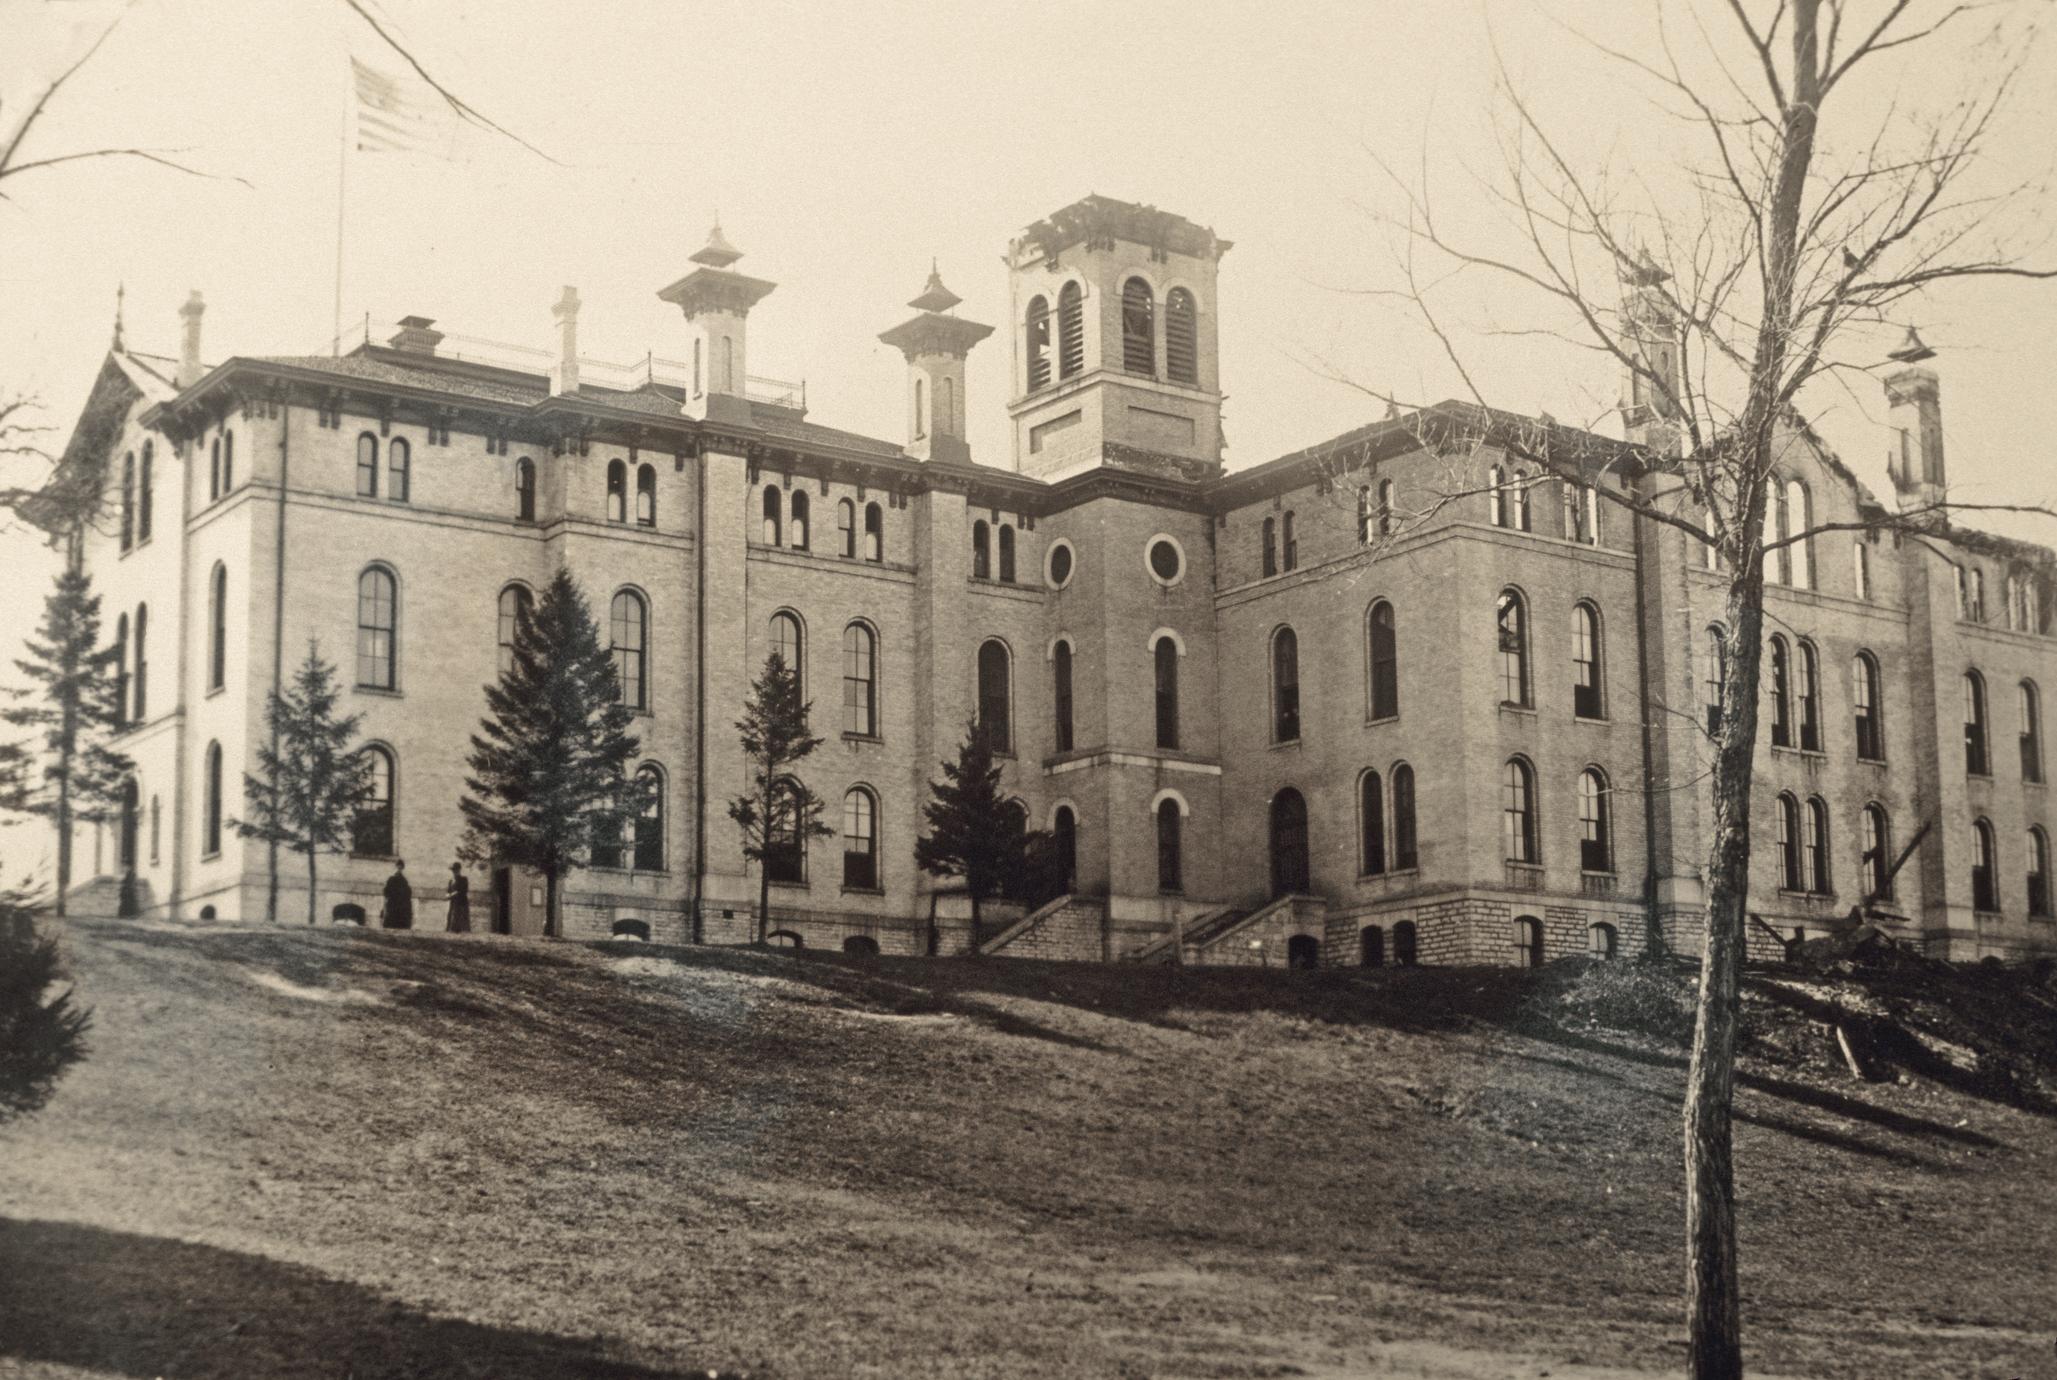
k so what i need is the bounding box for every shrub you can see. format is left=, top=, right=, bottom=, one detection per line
left=0, top=896, right=91, bottom=1125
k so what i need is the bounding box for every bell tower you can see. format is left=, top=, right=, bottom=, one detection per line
left=879, top=263, right=993, bottom=464
left=1005, top=196, right=1230, bottom=482
left=1884, top=326, right=1945, bottom=514
left=658, top=222, right=776, bottom=423
left=1620, top=249, right=1683, bottom=457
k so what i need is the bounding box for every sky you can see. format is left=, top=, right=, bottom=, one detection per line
left=3, top=0, right=2055, bottom=882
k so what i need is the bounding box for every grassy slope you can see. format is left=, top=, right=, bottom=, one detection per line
left=1, top=919, right=2053, bottom=1380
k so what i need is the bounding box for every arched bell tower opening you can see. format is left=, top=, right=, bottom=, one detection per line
left=1006, top=195, right=1230, bottom=481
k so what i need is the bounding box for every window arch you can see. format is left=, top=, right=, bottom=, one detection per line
left=606, top=459, right=627, bottom=523
left=634, top=764, right=666, bottom=871
left=610, top=589, right=648, bottom=710
left=1496, top=588, right=1530, bottom=707
left=760, top=485, right=782, bottom=545
left=1514, top=916, right=1544, bottom=968
left=1776, top=793, right=1803, bottom=891
left=1154, top=635, right=1180, bottom=749
left=636, top=464, right=657, bottom=526
left=837, top=498, right=856, bottom=557
left=998, top=523, right=1016, bottom=583
left=1268, top=788, right=1310, bottom=897
left=972, top=520, right=991, bottom=579
left=1488, top=465, right=1506, bottom=527
left=842, top=621, right=876, bottom=738
left=977, top=639, right=1012, bottom=754
left=1589, top=922, right=1619, bottom=959
left=1165, top=287, right=1198, bottom=384
left=1367, top=600, right=1398, bottom=720
left=1156, top=796, right=1183, bottom=892
left=387, top=437, right=411, bottom=503
left=1785, top=478, right=1812, bottom=588
left=1377, top=478, right=1395, bottom=537
left=1052, top=638, right=1074, bottom=753
left=1056, top=281, right=1084, bottom=378
left=1768, top=636, right=1792, bottom=748
left=1796, top=640, right=1822, bottom=751
left=843, top=787, right=879, bottom=889
left=1853, top=652, right=1884, bottom=760
left=1391, top=762, right=1418, bottom=869
left=1025, top=294, right=1052, bottom=390
left=770, top=610, right=804, bottom=690
left=863, top=502, right=883, bottom=562
left=789, top=489, right=810, bottom=550
left=113, top=613, right=129, bottom=729
left=1502, top=757, right=1538, bottom=863
left=1271, top=625, right=1300, bottom=743
left=351, top=744, right=394, bottom=857
left=2020, top=680, right=2044, bottom=783
left=2028, top=826, right=2051, bottom=918
left=119, top=451, right=135, bottom=550
left=1261, top=516, right=1278, bottom=577
left=1862, top=804, right=1893, bottom=900
left=1805, top=797, right=1831, bottom=893
left=1964, top=670, right=1989, bottom=775
left=1572, top=601, right=1603, bottom=719
left=1578, top=767, right=1612, bottom=872
left=138, top=441, right=154, bottom=538
left=1972, top=817, right=1999, bottom=912
left=1122, top=277, right=1155, bottom=375
left=497, top=584, right=533, bottom=676
left=355, top=567, right=396, bottom=690
left=203, top=740, right=223, bottom=857
left=356, top=433, right=379, bottom=497
left=207, top=563, right=227, bottom=692
left=132, top=604, right=148, bottom=720
left=1393, top=919, right=1419, bottom=966
left=1281, top=511, right=1298, bottom=571
left=209, top=436, right=221, bottom=501
left=515, top=457, right=536, bottom=521
left=1359, top=769, right=1386, bottom=876
left=1704, top=623, right=1728, bottom=735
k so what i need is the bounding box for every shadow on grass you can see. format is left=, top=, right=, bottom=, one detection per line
left=0, top=1217, right=719, bottom=1380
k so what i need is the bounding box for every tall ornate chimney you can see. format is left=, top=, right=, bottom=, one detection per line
left=878, top=262, right=992, bottom=464
left=177, top=291, right=206, bottom=387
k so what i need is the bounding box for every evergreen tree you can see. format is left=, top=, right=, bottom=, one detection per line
left=915, top=723, right=1046, bottom=949
left=0, top=894, right=92, bottom=1127
left=3, top=562, right=132, bottom=916
left=459, top=568, right=642, bottom=938
left=727, top=652, right=832, bottom=944
left=232, top=642, right=376, bottom=925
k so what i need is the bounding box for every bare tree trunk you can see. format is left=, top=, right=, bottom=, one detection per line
left=53, top=770, right=70, bottom=918
left=544, top=867, right=558, bottom=940
left=757, top=865, right=771, bottom=946
left=306, top=848, right=318, bottom=926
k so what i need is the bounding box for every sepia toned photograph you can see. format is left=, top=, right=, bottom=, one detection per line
left=1, top=2, right=2053, bottom=1376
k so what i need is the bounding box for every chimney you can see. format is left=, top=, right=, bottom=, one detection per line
left=1884, top=326, right=1944, bottom=513
left=177, top=291, right=206, bottom=387
left=1619, top=250, right=1682, bottom=457
left=877, top=262, right=992, bottom=463
left=388, top=315, right=444, bottom=356
left=656, top=221, right=777, bottom=422
left=551, top=287, right=581, bottom=396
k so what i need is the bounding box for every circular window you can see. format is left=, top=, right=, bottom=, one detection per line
left=1046, top=540, right=1075, bottom=589
left=1146, top=535, right=1185, bottom=587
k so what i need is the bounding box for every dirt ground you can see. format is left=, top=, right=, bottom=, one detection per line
left=1, top=916, right=2052, bottom=1379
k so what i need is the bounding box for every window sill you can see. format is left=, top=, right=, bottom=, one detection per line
left=768, top=878, right=811, bottom=891
left=201, top=850, right=221, bottom=862
left=1857, top=754, right=1888, bottom=767
left=205, top=685, right=225, bottom=700
left=1269, top=737, right=1302, bottom=751
left=2026, top=778, right=2048, bottom=790
left=355, top=686, right=402, bottom=699
left=1966, top=771, right=1993, bottom=782
left=1365, top=713, right=1399, bottom=727
left=1573, top=713, right=1609, bottom=725
left=349, top=852, right=397, bottom=862
left=1777, top=889, right=1837, bottom=902
left=840, top=885, right=884, bottom=897
left=1498, top=702, right=1536, bottom=716
left=842, top=732, right=883, bottom=746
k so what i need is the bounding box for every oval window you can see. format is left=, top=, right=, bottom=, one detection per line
left=1148, top=538, right=1182, bottom=584
left=1048, top=543, right=1074, bottom=588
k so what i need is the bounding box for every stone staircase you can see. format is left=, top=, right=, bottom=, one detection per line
left=64, top=872, right=155, bottom=918
left=1127, top=898, right=1301, bottom=964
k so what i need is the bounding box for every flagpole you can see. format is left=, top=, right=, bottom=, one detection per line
left=333, top=57, right=350, bottom=356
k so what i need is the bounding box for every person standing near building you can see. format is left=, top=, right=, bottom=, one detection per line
left=444, top=862, right=470, bottom=934
left=379, top=859, right=413, bottom=930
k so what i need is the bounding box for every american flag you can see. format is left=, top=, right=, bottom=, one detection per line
left=351, top=55, right=459, bottom=156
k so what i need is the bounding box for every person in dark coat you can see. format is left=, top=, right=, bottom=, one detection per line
left=380, top=859, right=414, bottom=929
left=444, top=862, right=471, bottom=933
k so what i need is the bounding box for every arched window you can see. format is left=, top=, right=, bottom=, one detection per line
left=1589, top=922, right=1619, bottom=959
left=843, top=787, right=879, bottom=890
left=355, top=567, right=396, bottom=690
left=113, top=613, right=129, bottom=729
left=760, top=485, right=781, bottom=545
left=1862, top=804, right=1893, bottom=901
left=1805, top=797, right=1831, bottom=893
left=515, top=458, right=536, bottom=521
left=352, top=745, right=394, bottom=857
left=611, top=590, right=648, bottom=710
left=1768, top=636, right=1792, bottom=748
left=222, top=431, right=233, bottom=493
left=1704, top=623, right=1727, bottom=735
left=1853, top=652, right=1884, bottom=761
left=977, top=639, right=1011, bottom=754
left=1165, top=287, right=1198, bottom=384
left=789, top=489, right=810, bottom=550
left=1785, top=478, right=1812, bottom=588
left=203, top=740, right=223, bottom=857
left=939, top=376, right=956, bottom=437
left=1359, top=770, right=1385, bottom=875
left=1852, top=540, right=1870, bottom=599
left=1763, top=482, right=1785, bottom=585
left=914, top=376, right=926, bottom=440
left=770, top=610, right=803, bottom=690
left=1393, top=919, right=1419, bottom=966
left=1154, top=636, right=1180, bottom=749
left=1053, top=804, right=1078, bottom=891
left=1122, top=277, right=1155, bottom=375
left=1487, top=465, right=1506, bottom=527
left=132, top=604, right=148, bottom=720
left=1056, top=281, right=1084, bottom=379
left=1261, top=517, right=1278, bottom=577
left=1971, top=817, right=1999, bottom=912
left=636, top=464, right=657, bottom=526
left=119, top=451, right=135, bottom=551
left=1510, top=472, right=1531, bottom=533
left=1356, top=486, right=1371, bottom=544
left=1502, top=758, right=1537, bottom=864
left=2028, top=826, right=2051, bottom=918
left=207, top=563, right=227, bottom=693
left=1269, top=788, right=1309, bottom=897
left=1053, top=640, right=1074, bottom=753
left=837, top=499, right=856, bottom=557
left=864, top=503, right=883, bottom=562
left=607, top=460, right=627, bottom=523
left=387, top=437, right=411, bottom=503
left=1361, top=925, right=1385, bottom=967
left=1796, top=640, right=1821, bottom=751
left=1271, top=626, right=1300, bottom=743
left=1281, top=511, right=1297, bottom=571
left=1578, top=768, right=1612, bottom=872
left=1514, top=916, right=1544, bottom=968
left=998, top=524, right=1016, bottom=583
left=356, top=433, right=379, bottom=497
left=842, top=622, right=876, bottom=737
left=1025, top=295, right=1052, bottom=390
left=138, top=442, right=153, bottom=539
left=2020, top=680, right=2044, bottom=783
left=1156, top=797, right=1183, bottom=892
left=1391, top=762, right=1418, bottom=869
left=1776, top=793, right=1803, bottom=891
left=209, top=437, right=221, bottom=501
left=765, top=777, right=807, bottom=883
left=1572, top=602, right=1603, bottom=719
left=1964, top=670, right=1989, bottom=776
left=1377, top=479, right=1395, bottom=536
left=1496, top=589, right=1529, bottom=707
left=497, top=585, right=533, bottom=676
left=1367, top=600, right=1398, bottom=720
left=971, top=520, right=991, bottom=579
left=634, top=765, right=666, bottom=871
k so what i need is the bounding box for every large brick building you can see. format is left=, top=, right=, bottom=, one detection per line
left=59, top=196, right=2057, bottom=964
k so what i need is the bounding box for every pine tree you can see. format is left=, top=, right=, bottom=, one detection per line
left=0, top=894, right=92, bottom=1127
left=727, top=652, right=832, bottom=944
left=915, top=723, right=1045, bottom=950
left=3, top=562, right=132, bottom=916
left=232, top=643, right=375, bottom=925
left=459, top=568, right=643, bottom=938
